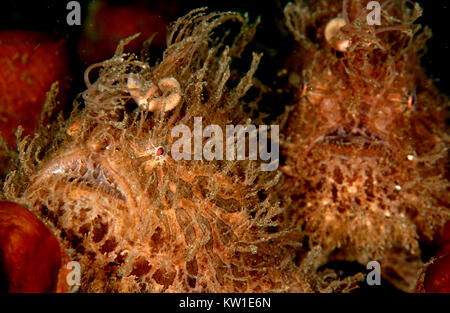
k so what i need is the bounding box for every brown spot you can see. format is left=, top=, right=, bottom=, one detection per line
left=176, top=179, right=194, bottom=199
left=186, top=258, right=198, bottom=276
left=130, top=257, right=152, bottom=277
left=233, top=279, right=247, bottom=291
left=150, top=226, right=163, bottom=252
left=187, top=276, right=197, bottom=288
left=364, top=177, right=374, bottom=200
left=231, top=263, right=245, bottom=278
left=86, top=250, right=97, bottom=260
left=92, top=217, right=109, bottom=243
left=337, top=205, right=348, bottom=213
left=176, top=208, right=196, bottom=245
left=115, top=251, right=128, bottom=264
left=216, top=218, right=235, bottom=246
left=211, top=195, right=241, bottom=213
left=316, top=178, right=325, bottom=191
left=197, top=215, right=213, bottom=251
left=78, top=223, right=91, bottom=236
left=333, top=167, right=344, bottom=184
left=79, top=208, right=90, bottom=220
left=165, top=189, right=176, bottom=207
left=194, top=176, right=210, bottom=198
left=100, top=238, right=118, bottom=254
left=66, top=229, right=84, bottom=252
left=331, top=184, right=338, bottom=203
left=152, top=266, right=176, bottom=287
left=319, top=163, right=327, bottom=174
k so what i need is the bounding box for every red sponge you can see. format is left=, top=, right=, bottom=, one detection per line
left=77, top=2, right=167, bottom=67
left=0, top=201, right=66, bottom=292
left=0, top=30, right=69, bottom=147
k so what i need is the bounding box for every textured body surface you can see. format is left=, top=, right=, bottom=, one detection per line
left=1, top=1, right=448, bottom=293
left=281, top=0, right=449, bottom=291
left=4, top=11, right=308, bottom=292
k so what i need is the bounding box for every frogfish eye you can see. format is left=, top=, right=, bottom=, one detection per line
left=156, top=146, right=165, bottom=157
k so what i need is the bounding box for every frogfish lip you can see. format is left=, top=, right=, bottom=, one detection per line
left=311, top=125, right=391, bottom=157
left=0, top=201, right=67, bottom=292
left=37, top=149, right=129, bottom=203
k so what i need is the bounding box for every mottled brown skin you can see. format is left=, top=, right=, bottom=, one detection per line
left=4, top=11, right=309, bottom=292
left=282, top=0, right=449, bottom=291
left=2, top=3, right=448, bottom=294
